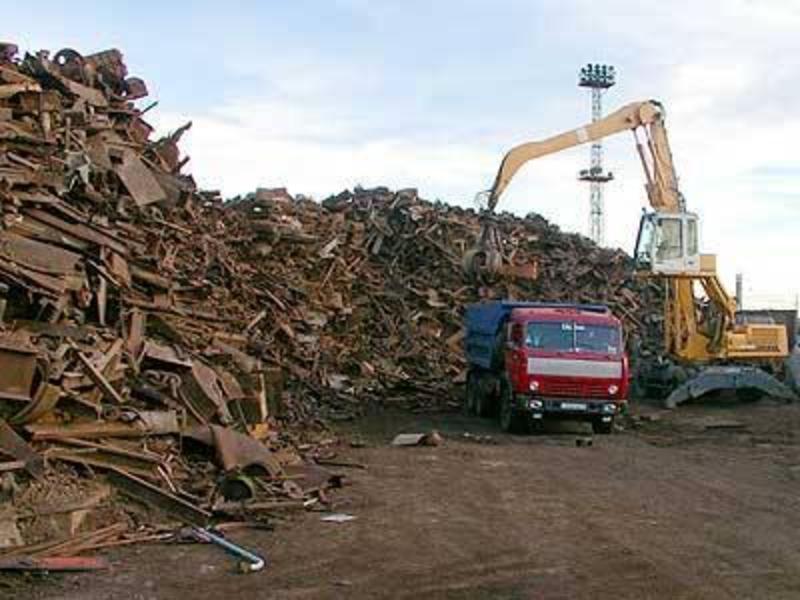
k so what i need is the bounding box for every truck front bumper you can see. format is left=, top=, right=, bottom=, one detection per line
left=518, top=396, right=622, bottom=421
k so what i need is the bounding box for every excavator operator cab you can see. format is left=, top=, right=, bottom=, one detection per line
left=634, top=211, right=700, bottom=275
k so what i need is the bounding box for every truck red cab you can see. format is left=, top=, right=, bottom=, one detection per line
left=465, top=302, right=629, bottom=433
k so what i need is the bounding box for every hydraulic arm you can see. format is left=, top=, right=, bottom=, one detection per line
left=484, top=101, right=680, bottom=212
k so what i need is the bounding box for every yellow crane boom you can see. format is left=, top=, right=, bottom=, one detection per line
left=486, top=101, right=680, bottom=213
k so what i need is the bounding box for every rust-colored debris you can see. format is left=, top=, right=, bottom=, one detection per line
left=0, top=555, right=109, bottom=571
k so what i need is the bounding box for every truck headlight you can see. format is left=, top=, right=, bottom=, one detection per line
left=529, top=399, right=543, bottom=409
left=607, top=384, right=619, bottom=395
left=529, top=380, right=540, bottom=392
left=603, top=403, right=617, bottom=413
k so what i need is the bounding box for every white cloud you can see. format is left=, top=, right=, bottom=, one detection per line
left=150, top=108, right=494, bottom=203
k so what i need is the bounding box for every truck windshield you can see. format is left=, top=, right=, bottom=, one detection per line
left=526, top=321, right=620, bottom=354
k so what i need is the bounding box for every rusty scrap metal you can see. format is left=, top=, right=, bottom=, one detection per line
left=0, top=43, right=18, bottom=63
left=0, top=420, right=43, bottom=479
left=0, top=339, right=38, bottom=402
left=47, top=442, right=163, bottom=481
left=69, top=341, right=126, bottom=404
left=184, top=425, right=282, bottom=478
left=0, top=555, right=109, bottom=571
left=26, top=411, right=178, bottom=440
left=107, top=468, right=211, bottom=528
left=2, top=522, right=128, bottom=559
left=9, top=383, right=61, bottom=425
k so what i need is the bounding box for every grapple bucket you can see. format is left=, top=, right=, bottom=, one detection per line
left=462, top=245, right=503, bottom=278
left=462, top=212, right=537, bottom=282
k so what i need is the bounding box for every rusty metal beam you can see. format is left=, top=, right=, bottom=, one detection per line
left=107, top=468, right=210, bottom=527
left=0, top=340, right=38, bottom=402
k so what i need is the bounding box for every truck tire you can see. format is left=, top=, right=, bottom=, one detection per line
left=592, top=418, right=613, bottom=435
left=499, top=378, right=527, bottom=434
left=473, top=372, right=495, bottom=418
left=467, top=371, right=493, bottom=418
left=465, top=371, right=478, bottom=415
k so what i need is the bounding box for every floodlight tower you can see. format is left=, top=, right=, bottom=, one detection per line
left=578, top=63, right=616, bottom=245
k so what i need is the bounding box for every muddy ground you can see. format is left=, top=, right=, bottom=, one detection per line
left=8, top=397, right=800, bottom=600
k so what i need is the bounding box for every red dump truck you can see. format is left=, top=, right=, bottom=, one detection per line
left=464, top=302, right=629, bottom=433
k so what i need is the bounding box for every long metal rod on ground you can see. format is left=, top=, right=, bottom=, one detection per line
left=192, top=527, right=266, bottom=573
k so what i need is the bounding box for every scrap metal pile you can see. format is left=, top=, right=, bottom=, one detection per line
left=225, top=186, right=664, bottom=414
left=0, top=44, right=341, bottom=562
left=0, top=42, right=663, bottom=564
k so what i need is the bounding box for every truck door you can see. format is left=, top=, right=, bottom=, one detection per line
left=505, top=322, right=528, bottom=390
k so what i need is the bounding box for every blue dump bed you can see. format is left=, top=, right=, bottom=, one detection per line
left=464, top=301, right=610, bottom=370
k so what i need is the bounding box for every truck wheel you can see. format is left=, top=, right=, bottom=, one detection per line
left=592, top=418, right=613, bottom=435
left=474, top=374, right=494, bottom=418
left=465, top=371, right=478, bottom=415
left=499, top=379, right=526, bottom=434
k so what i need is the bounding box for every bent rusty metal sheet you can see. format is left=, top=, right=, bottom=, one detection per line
left=0, top=419, right=44, bottom=479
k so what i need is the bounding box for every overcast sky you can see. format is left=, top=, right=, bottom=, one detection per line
left=6, top=0, right=800, bottom=309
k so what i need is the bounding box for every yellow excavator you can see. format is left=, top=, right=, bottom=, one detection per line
left=465, top=100, right=797, bottom=407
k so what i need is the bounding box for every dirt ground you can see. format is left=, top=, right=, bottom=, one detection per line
left=9, top=397, right=800, bottom=600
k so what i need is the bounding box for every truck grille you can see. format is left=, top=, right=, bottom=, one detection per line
left=544, top=380, right=610, bottom=398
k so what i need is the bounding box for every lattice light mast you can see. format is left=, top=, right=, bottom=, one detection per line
left=578, top=63, right=616, bottom=245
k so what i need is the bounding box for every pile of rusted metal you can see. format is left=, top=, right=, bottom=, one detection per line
left=224, top=185, right=664, bottom=411
left=0, top=41, right=664, bottom=566
left=0, top=44, right=341, bottom=564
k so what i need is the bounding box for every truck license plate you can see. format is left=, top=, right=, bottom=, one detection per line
left=561, top=402, right=586, bottom=411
